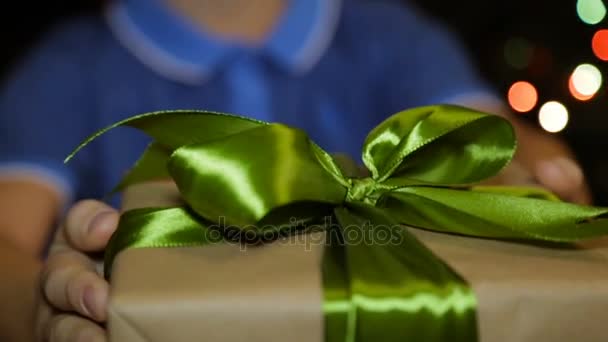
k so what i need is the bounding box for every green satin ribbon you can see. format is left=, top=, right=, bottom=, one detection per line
left=66, top=105, right=608, bottom=342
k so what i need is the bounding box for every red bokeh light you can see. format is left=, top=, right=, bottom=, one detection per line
left=592, top=29, right=608, bottom=61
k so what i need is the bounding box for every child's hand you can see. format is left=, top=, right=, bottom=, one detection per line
left=464, top=103, right=592, bottom=205
left=485, top=131, right=591, bottom=205
left=510, top=118, right=592, bottom=205
left=36, top=200, right=118, bottom=342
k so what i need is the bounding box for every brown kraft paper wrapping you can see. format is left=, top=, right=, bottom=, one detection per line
left=108, top=181, right=608, bottom=342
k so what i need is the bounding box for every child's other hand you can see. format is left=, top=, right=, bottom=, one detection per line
left=463, top=102, right=592, bottom=205
left=512, top=118, right=592, bottom=205
left=36, top=200, right=118, bottom=342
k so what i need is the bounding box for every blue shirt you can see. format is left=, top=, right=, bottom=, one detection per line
left=0, top=0, right=500, bottom=207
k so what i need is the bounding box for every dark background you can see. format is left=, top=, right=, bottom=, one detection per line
left=1, top=0, right=607, bottom=203
left=412, top=1, right=608, bottom=204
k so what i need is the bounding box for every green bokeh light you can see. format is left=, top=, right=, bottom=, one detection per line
left=504, top=38, right=533, bottom=69
left=577, top=0, right=606, bottom=25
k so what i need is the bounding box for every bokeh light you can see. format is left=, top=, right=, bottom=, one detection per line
left=504, top=38, right=533, bottom=69
left=577, top=0, right=607, bottom=25
left=539, top=101, right=569, bottom=133
left=570, top=63, right=602, bottom=97
left=507, top=81, right=538, bottom=112
left=592, top=29, right=608, bottom=61
left=569, top=75, right=594, bottom=101
left=527, top=46, right=554, bottom=77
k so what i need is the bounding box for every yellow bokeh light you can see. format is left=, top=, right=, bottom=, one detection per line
left=571, top=63, right=602, bottom=97
left=569, top=75, right=594, bottom=101
left=538, top=101, right=569, bottom=133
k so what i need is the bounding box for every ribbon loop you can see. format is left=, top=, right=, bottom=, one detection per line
left=361, top=105, right=516, bottom=185
left=168, top=124, right=347, bottom=227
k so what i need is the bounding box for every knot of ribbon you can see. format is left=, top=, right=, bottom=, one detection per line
left=346, top=178, right=381, bottom=204
left=66, top=105, right=608, bottom=342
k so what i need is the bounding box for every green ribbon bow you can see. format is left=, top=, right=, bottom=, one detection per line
left=66, top=105, right=608, bottom=342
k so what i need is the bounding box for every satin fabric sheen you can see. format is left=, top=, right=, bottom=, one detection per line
left=66, top=105, right=608, bottom=341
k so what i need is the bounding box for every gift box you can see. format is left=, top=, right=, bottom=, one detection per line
left=108, top=181, right=608, bottom=342
left=66, top=105, right=608, bottom=341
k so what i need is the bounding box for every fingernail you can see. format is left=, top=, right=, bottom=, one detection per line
left=554, top=157, right=584, bottom=187
left=83, top=285, right=97, bottom=318
left=88, top=211, right=115, bottom=234
left=536, top=158, right=583, bottom=191
left=536, top=160, right=564, bottom=184
left=539, top=158, right=583, bottom=185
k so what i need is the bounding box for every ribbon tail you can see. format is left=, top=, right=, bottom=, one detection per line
left=321, top=220, right=350, bottom=342
left=65, top=110, right=265, bottom=163
left=322, top=204, right=478, bottom=342
left=104, top=206, right=218, bottom=279
left=383, top=186, right=608, bottom=242
left=469, top=185, right=560, bottom=201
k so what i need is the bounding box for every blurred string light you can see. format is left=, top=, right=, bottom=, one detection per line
left=507, top=81, right=538, bottom=112
left=569, top=63, right=603, bottom=100
left=569, top=76, right=594, bottom=101
left=577, top=0, right=606, bottom=25
left=527, top=46, right=553, bottom=77
left=539, top=101, right=569, bottom=133
left=504, top=38, right=533, bottom=69
left=592, top=29, right=608, bottom=61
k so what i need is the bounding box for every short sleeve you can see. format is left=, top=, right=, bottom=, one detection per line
left=367, top=1, right=502, bottom=114
left=0, top=20, right=97, bottom=202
